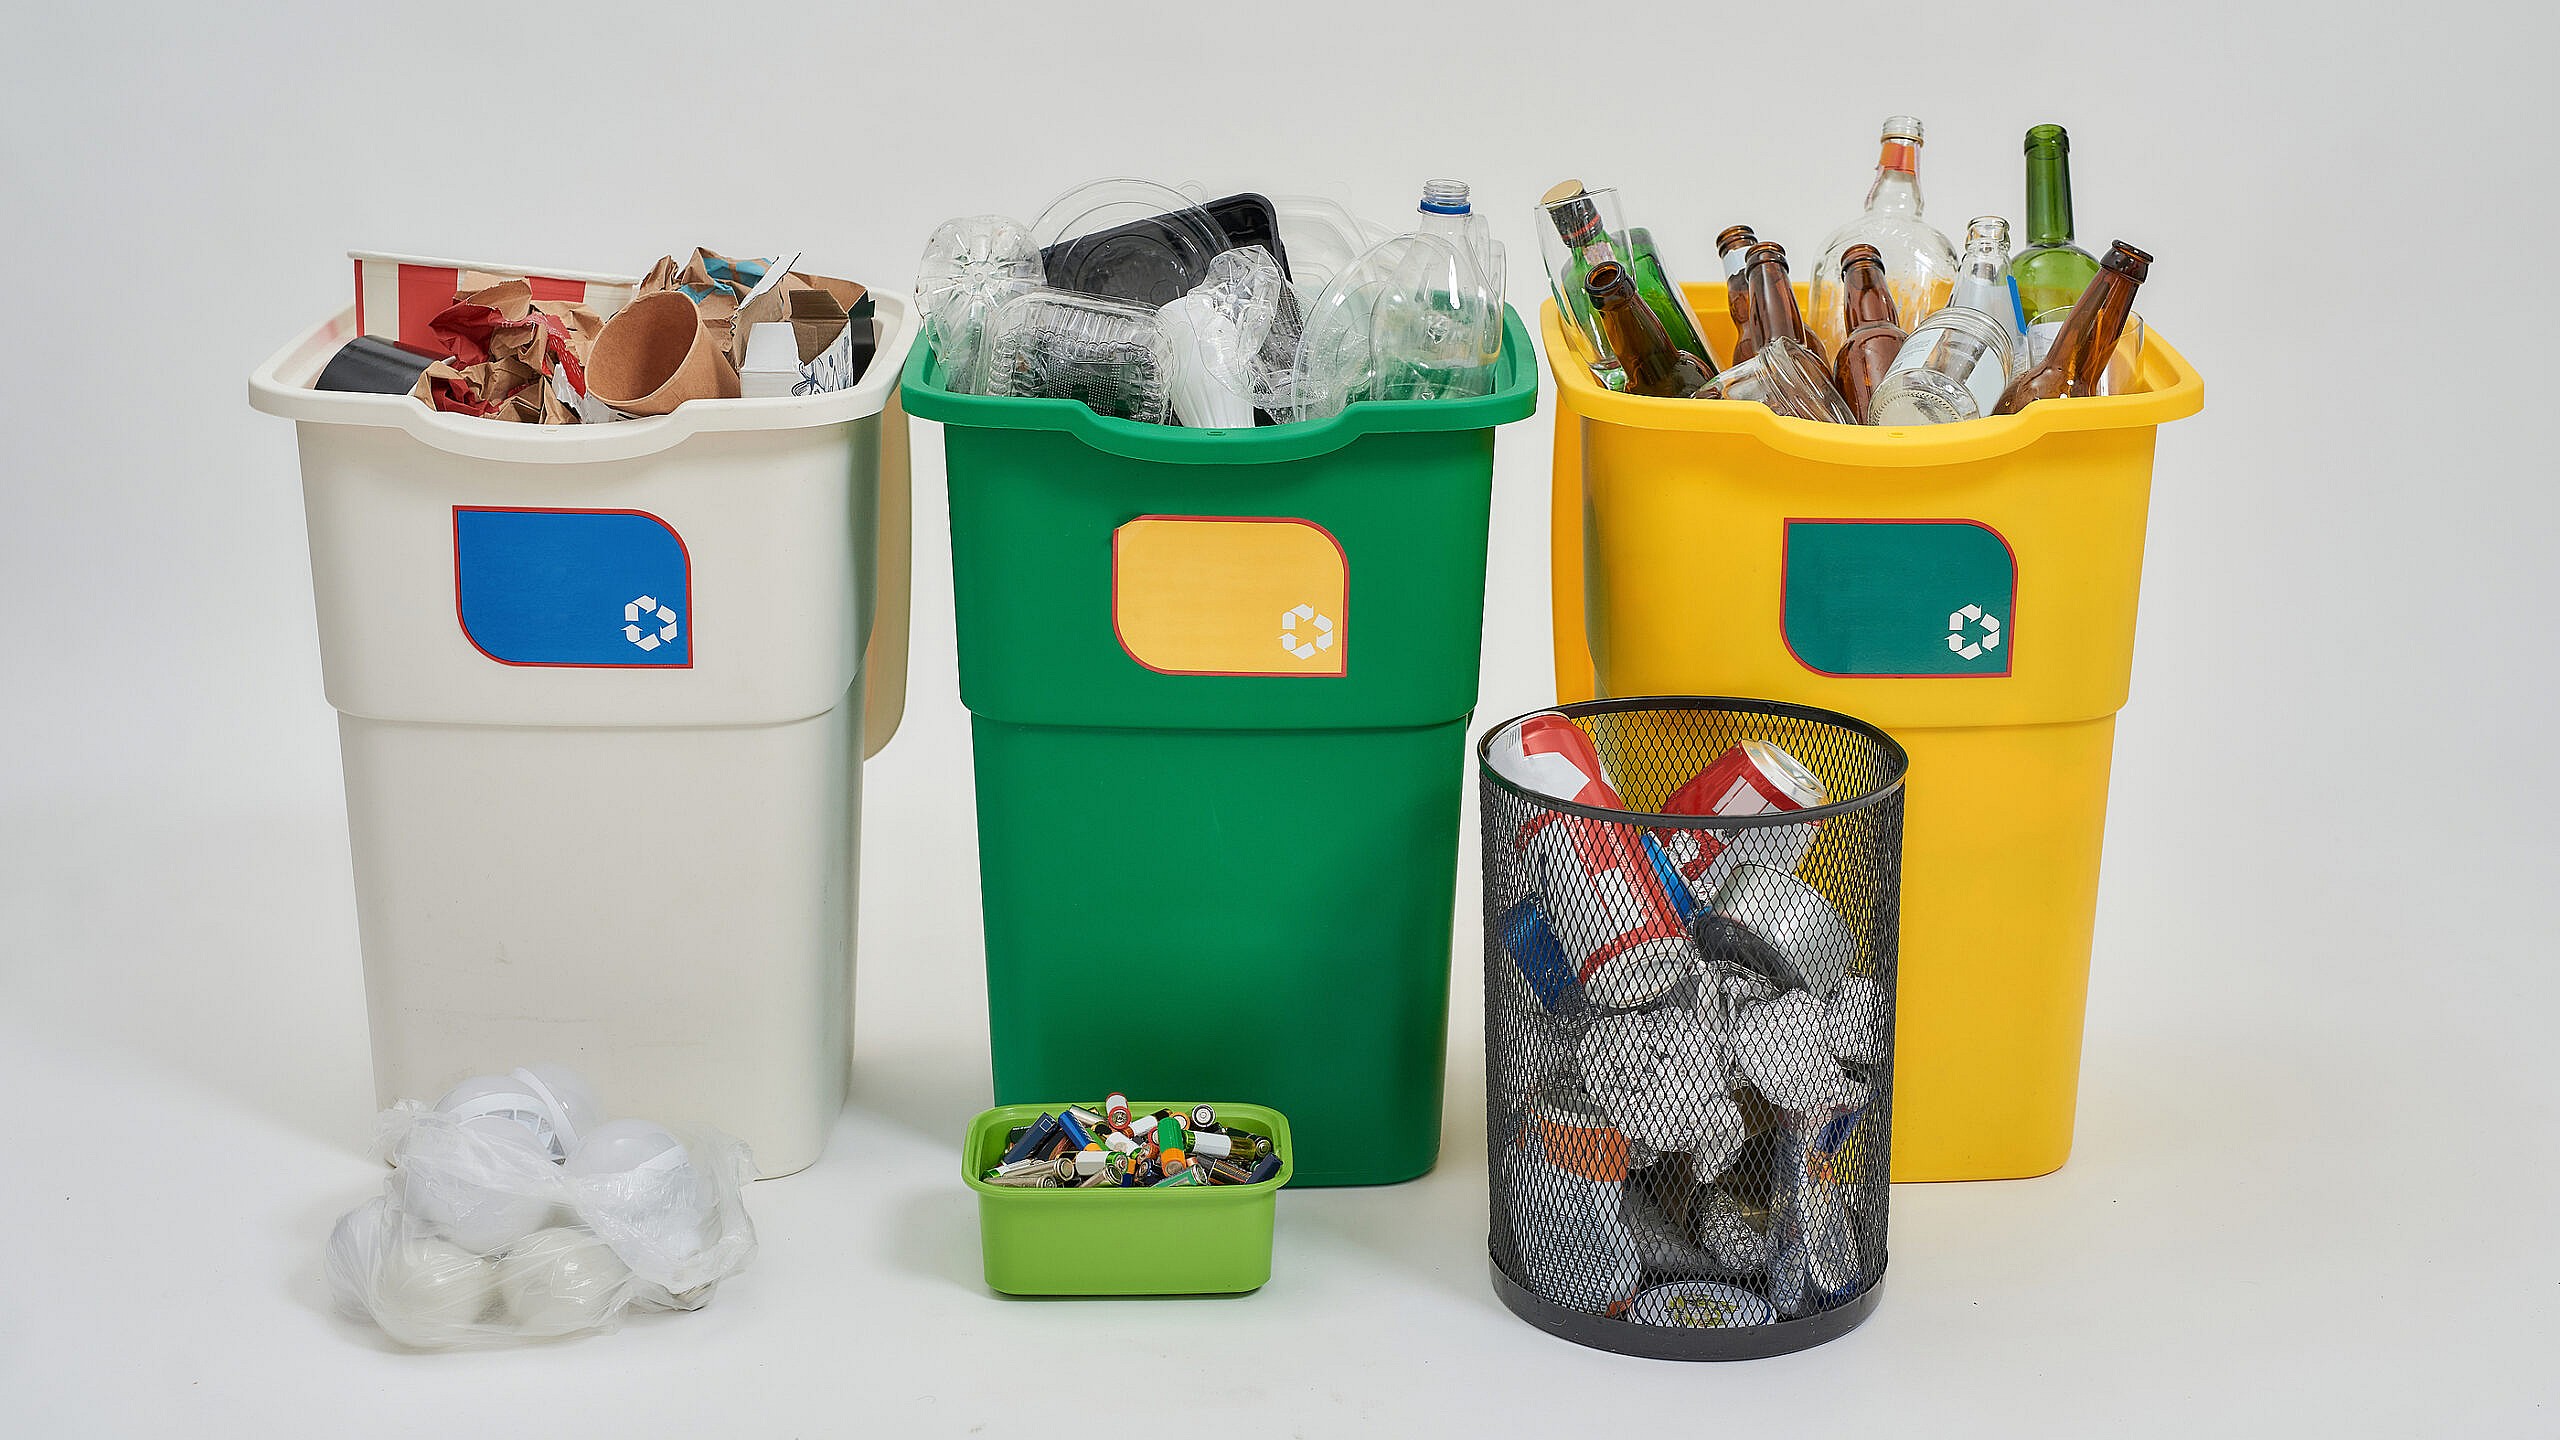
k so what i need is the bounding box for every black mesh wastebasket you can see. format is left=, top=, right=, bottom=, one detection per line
left=1479, top=697, right=1907, bottom=1360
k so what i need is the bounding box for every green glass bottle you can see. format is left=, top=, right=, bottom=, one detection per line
left=2010, top=124, right=2103, bottom=364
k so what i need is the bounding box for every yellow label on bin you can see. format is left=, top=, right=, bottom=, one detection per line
left=1112, top=516, right=1347, bottom=678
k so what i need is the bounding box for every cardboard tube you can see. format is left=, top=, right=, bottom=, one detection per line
left=587, top=291, right=740, bottom=416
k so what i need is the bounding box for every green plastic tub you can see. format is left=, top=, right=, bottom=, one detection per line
left=904, top=311, right=1539, bottom=1187
left=964, top=1102, right=1294, bottom=1296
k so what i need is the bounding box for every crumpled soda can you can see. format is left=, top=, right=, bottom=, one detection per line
left=1696, top=1187, right=1775, bottom=1275
left=1574, top=1005, right=1727, bottom=1152
left=1625, top=1280, right=1777, bottom=1330
left=1765, top=1106, right=1867, bottom=1317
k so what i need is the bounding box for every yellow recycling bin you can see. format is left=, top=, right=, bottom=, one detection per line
left=1546, top=286, right=2202, bottom=1181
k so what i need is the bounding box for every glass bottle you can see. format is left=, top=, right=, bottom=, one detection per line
left=1831, top=244, right=1905, bottom=421
left=1733, top=242, right=1821, bottom=367
left=1697, top=337, right=1857, bottom=423
left=1717, top=224, right=1759, bottom=348
left=1536, top=182, right=1712, bottom=385
left=1807, top=116, right=1960, bottom=359
left=1586, top=261, right=1714, bottom=398
left=1866, top=217, right=2025, bottom=425
left=2011, top=126, right=2103, bottom=366
left=1995, top=241, right=2150, bottom=414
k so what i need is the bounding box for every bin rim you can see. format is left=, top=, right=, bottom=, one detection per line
left=960, top=1101, right=1295, bottom=1200
left=1478, top=696, right=1909, bottom=828
left=246, top=289, right=920, bottom=465
left=1540, top=295, right=2201, bottom=468
left=900, top=305, right=1539, bottom=465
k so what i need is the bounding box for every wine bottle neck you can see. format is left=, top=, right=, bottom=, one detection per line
left=2026, top=145, right=2076, bottom=247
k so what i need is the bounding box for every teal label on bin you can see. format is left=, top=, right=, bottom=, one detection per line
left=453, top=507, right=693, bottom=668
left=1781, top=519, right=2014, bottom=677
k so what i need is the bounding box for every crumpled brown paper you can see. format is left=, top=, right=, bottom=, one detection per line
left=417, top=276, right=603, bottom=423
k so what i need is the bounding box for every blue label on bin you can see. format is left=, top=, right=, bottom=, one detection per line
left=453, top=507, right=692, bottom=667
left=1781, top=519, right=2015, bottom=677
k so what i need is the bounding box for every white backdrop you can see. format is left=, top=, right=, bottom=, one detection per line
left=3, top=1, right=2553, bottom=1433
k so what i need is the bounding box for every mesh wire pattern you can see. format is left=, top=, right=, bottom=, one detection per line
left=1479, top=698, right=1907, bottom=1352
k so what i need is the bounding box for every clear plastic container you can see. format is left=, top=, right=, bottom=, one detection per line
left=980, top=289, right=1174, bottom=425
left=914, top=216, right=1045, bottom=395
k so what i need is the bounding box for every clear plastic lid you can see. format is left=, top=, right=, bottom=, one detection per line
left=1031, top=178, right=1236, bottom=310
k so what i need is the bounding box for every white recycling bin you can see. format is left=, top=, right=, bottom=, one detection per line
left=249, top=280, right=917, bottom=1176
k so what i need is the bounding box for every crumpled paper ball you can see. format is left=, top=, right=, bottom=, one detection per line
left=1576, top=1007, right=1728, bottom=1151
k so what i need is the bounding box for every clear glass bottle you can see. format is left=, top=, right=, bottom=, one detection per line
left=1865, top=216, right=2024, bottom=425
left=1697, top=336, right=1857, bottom=423
left=1807, top=116, right=1960, bottom=359
left=2012, top=126, right=2103, bottom=366
left=1535, top=181, right=1711, bottom=386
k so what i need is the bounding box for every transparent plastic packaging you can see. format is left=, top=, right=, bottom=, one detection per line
left=1291, top=232, right=1499, bottom=421
left=1032, top=179, right=1239, bottom=309
left=981, top=288, right=1175, bottom=425
left=1158, top=245, right=1295, bottom=427
left=323, top=1068, right=757, bottom=1349
left=914, top=215, right=1045, bottom=396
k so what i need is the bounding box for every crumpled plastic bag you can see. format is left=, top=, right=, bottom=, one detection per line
left=323, top=1068, right=755, bottom=1349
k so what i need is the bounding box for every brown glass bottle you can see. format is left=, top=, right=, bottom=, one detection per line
left=1734, top=242, right=1824, bottom=367
left=1832, top=243, right=1906, bottom=420
left=1994, top=240, right=2150, bottom=414
left=1717, top=224, right=1759, bottom=349
left=1586, top=261, right=1714, bottom=398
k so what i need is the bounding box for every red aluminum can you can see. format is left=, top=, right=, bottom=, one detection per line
left=1653, top=740, right=1828, bottom=891
left=1486, top=712, right=1626, bottom=810
left=1518, top=811, right=1693, bottom=1009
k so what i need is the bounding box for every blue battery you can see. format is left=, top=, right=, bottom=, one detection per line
left=1058, top=1109, right=1091, bottom=1152
left=1002, top=1112, right=1060, bottom=1165
left=1243, top=1152, right=1283, bottom=1185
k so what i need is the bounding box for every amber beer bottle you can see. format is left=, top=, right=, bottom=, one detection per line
left=1994, top=241, right=2149, bottom=414
left=1831, top=244, right=1904, bottom=420
left=1734, top=242, right=1823, bottom=367
left=1717, top=224, right=1759, bottom=347
left=1586, top=261, right=1714, bottom=398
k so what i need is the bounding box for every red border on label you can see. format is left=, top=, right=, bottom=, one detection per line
left=1109, top=514, right=1351, bottom=679
left=1777, top=516, right=2019, bottom=679
left=451, top=506, right=697, bottom=670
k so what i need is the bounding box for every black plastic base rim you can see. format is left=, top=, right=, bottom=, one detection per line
left=1488, top=1257, right=1883, bottom=1361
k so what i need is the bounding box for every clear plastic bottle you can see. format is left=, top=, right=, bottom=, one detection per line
left=1371, top=184, right=1502, bottom=403
left=1807, top=117, right=1961, bottom=359
left=1866, top=216, right=2026, bottom=425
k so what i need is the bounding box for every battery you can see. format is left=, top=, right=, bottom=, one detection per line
left=1001, top=1113, right=1061, bottom=1165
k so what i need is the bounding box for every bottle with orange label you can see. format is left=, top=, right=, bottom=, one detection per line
left=1807, top=116, right=1960, bottom=359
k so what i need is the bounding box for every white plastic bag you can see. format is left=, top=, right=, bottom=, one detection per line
left=324, top=1068, right=756, bottom=1349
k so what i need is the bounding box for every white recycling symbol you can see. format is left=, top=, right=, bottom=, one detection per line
left=623, top=595, right=680, bottom=652
left=1946, top=602, right=2002, bottom=661
left=1278, top=602, right=1335, bottom=661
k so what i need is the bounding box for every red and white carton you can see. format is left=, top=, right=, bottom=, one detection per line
left=1518, top=812, right=1693, bottom=1010
left=351, top=251, right=639, bottom=352
left=1654, top=740, right=1829, bottom=893
left=1487, top=711, right=1626, bottom=810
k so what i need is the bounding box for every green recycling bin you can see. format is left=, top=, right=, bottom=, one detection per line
left=902, top=309, right=1538, bottom=1186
